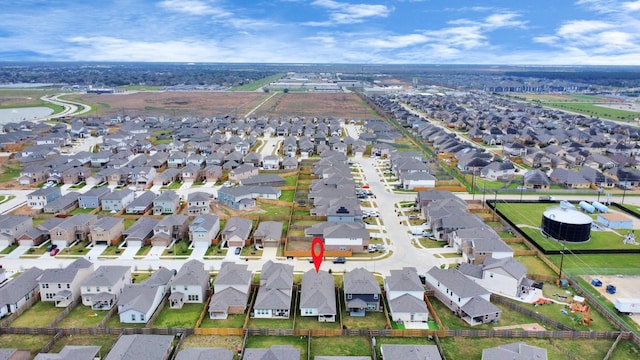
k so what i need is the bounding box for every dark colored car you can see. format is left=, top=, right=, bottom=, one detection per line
left=332, top=257, right=346, bottom=264
left=234, top=247, right=241, bottom=255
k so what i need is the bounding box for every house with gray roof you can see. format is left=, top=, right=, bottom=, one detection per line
left=0, top=215, right=31, bottom=247
left=209, top=262, right=251, bottom=319
left=300, top=269, right=336, bottom=322
left=188, top=214, right=220, bottom=248
left=153, top=190, right=180, bottom=215
left=49, top=214, right=97, bottom=248
left=523, top=169, right=550, bottom=190
left=40, top=258, right=94, bottom=307
left=153, top=168, right=181, bottom=186
left=305, top=221, right=370, bottom=253
left=117, top=267, right=174, bottom=324
left=105, top=334, right=173, bottom=360
left=125, top=190, right=157, bottom=214
left=81, top=265, right=132, bottom=311
left=315, top=357, right=371, bottom=360
left=0, top=348, right=31, bottom=360
left=90, top=216, right=124, bottom=246
left=220, top=217, right=253, bottom=248
left=425, top=266, right=501, bottom=326
left=229, top=164, right=258, bottom=184
left=34, top=345, right=101, bottom=360
left=43, top=191, right=79, bottom=214
left=481, top=342, right=548, bottom=360
left=101, top=189, right=135, bottom=212
left=253, top=221, right=283, bottom=248
left=379, top=345, right=441, bottom=360
left=217, top=185, right=281, bottom=211
left=254, top=260, right=293, bottom=319
left=123, top=217, right=159, bottom=246
left=0, top=267, right=43, bottom=318
left=151, top=214, right=189, bottom=247
left=459, top=257, right=534, bottom=299
left=175, top=348, right=233, bottom=360
left=243, top=345, right=300, bottom=360
left=241, top=174, right=285, bottom=187
left=343, top=267, right=381, bottom=316
left=78, top=187, right=110, bottom=209
left=187, top=191, right=211, bottom=216
left=169, top=260, right=210, bottom=309
left=550, top=168, right=591, bottom=189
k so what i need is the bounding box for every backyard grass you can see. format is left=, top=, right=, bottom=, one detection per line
left=200, top=314, right=247, bottom=328
left=69, top=207, right=95, bottom=214
left=516, top=255, right=557, bottom=277
left=105, top=313, right=148, bottom=328
left=280, top=190, right=295, bottom=202
left=341, top=309, right=388, bottom=330
left=56, top=304, right=109, bottom=328
left=258, top=203, right=291, bottom=217
left=610, top=339, right=640, bottom=360
left=310, top=336, right=371, bottom=358
left=154, top=303, right=205, bottom=328
left=282, top=175, right=298, bottom=187
left=440, top=337, right=613, bottom=360
left=244, top=335, right=307, bottom=360
left=508, top=242, right=530, bottom=251
left=0, top=163, right=22, bottom=183
left=0, top=334, right=52, bottom=357
left=49, top=334, right=119, bottom=356
left=181, top=335, right=243, bottom=354
left=246, top=317, right=293, bottom=329
left=295, top=313, right=341, bottom=330
left=11, top=301, right=63, bottom=328
left=123, top=218, right=137, bottom=230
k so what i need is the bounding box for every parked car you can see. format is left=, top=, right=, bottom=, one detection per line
left=50, top=248, right=60, bottom=256
left=332, top=257, right=346, bottom=264
left=234, top=247, right=241, bottom=255
left=408, top=215, right=420, bottom=220
left=46, top=243, right=57, bottom=252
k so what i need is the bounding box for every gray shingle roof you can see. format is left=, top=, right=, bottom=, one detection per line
left=380, top=345, right=441, bottom=360
left=460, top=295, right=500, bottom=317
left=173, top=260, right=209, bottom=287
left=34, top=345, right=101, bottom=360
left=344, top=268, right=380, bottom=295
left=243, top=346, right=300, bottom=360
left=214, top=262, right=251, bottom=288
left=482, top=342, right=548, bottom=360
left=300, top=270, right=336, bottom=315
left=0, top=267, right=43, bottom=307
left=426, top=267, right=488, bottom=299
left=40, top=258, right=92, bottom=283
left=105, top=335, right=173, bottom=360
left=389, top=293, right=428, bottom=314
left=385, top=267, right=423, bottom=293
left=82, top=266, right=130, bottom=287
left=208, top=287, right=249, bottom=313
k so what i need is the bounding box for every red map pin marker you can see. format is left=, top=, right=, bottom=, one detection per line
left=311, top=237, right=324, bottom=273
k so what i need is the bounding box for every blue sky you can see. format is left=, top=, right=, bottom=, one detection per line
left=1, top=0, right=639, bottom=64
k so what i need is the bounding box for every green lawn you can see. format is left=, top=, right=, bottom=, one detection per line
left=282, top=175, right=298, bottom=187
left=154, top=303, right=205, bottom=328
left=310, top=336, right=371, bottom=358
left=341, top=310, right=388, bottom=330
left=135, top=245, right=152, bottom=257
left=230, top=73, right=285, bottom=91
left=259, top=203, right=291, bottom=217
left=0, top=334, right=52, bottom=358
left=610, top=339, right=640, bottom=360
left=56, top=304, right=109, bottom=328
left=280, top=190, right=295, bottom=202
left=516, top=255, right=557, bottom=277
left=200, top=314, right=247, bottom=328
left=0, top=244, right=17, bottom=254
left=548, top=253, right=640, bottom=275
left=162, top=240, right=193, bottom=257
left=70, top=207, right=95, bottom=215
left=441, top=337, right=613, bottom=360
left=123, top=218, right=137, bottom=230
left=546, top=102, right=640, bottom=121
left=0, top=163, right=22, bottom=183
left=245, top=336, right=307, bottom=360
left=99, top=245, right=125, bottom=257
left=11, top=301, right=63, bottom=328
left=295, top=313, right=341, bottom=330
left=246, top=317, right=293, bottom=329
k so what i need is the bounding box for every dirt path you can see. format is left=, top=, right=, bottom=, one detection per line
left=494, top=323, right=546, bottom=331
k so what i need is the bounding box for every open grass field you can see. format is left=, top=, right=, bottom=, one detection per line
left=546, top=102, right=640, bottom=121
left=610, top=339, right=640, bottom=359
left=230, top=73, right=286, bottom=91
left=255, top=92, right=378, bottom=119
left=245, top=336, right=308, bottom=360
left=67, top=91, right=269, bottom=117
left=10, top=301, right=63, bottom=328
left=549, top=253, right=640, bottom=275
left=440, top=337, right=614, bottom=360
left=0, top=88, right=61, bottom=107
left=310, top=336, right=371, bottom=358
left=153, top=303, right=205, bottom=328
left=200, top=314, right=246, bottom=328
left=0, top=334, right=52, bottom=357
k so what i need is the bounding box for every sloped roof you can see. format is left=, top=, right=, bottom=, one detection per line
left=344, top=268, right=380, bottom=295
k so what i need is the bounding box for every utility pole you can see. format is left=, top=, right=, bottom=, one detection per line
left=492, top=191, right=498, bottom=221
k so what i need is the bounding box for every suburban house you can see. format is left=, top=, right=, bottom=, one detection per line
left=209, top=262, right=252, bottom=320
left=33, top=345, right=100, bottom=360
left=343, top=267, right=381, bottom=316
left=80, top=265, right=132, bottom=311
left=262, top=155, right=280, bottom=170
left=123, top=217, right=159, bottom=246
left=175, top=348, right=233, bottom=360
left=253, top=261, right=294, bottom=319
left=49, top=214, right=98, bottom=248
left=424, top=266, right=501, bottom=326
left=153, top=190, right=180, bottom=215
left=220, top=217, right=253, bottom=248
left=217, top=185, right=281, bottom=211
left=385, top=267, right=428, bottom=325
left=43, top=191, right=80, bottom=214
left=125, top=190, right=157, bottom=214
left=204, top=165, right=222, bottom=182
left=186, top=191, right=211, bottom=216
left=299, top=269, right=336, bottom=322
left=169, top=260, right=210, bottom=309
left=0, top=215, right=31, bottom=247
left=154, top=168, right=181, bottom=186
left=188, top=214, right=220, bottom=248
left=459, top=257, right=535, bottom=298
left=305, top=222, right=370, bottom=253
left=241, top=174, right=286, bottom=187
left=39, top=258, right=94, bottom=307
left=450, top=227, right=514, bottom=264
left=229, top=164, right=258, bottom=183
left=482, top=342, right=548, bottom=360
left=380, top=345, right=442, bottom=360
left=62, top=166, right=92, bottom=185
left=105, top=334, right=174, bottom=360
left=117, top=267, right=174, bottom=324
left=89, top=216, right=124, bottom=246
left=167, top=151, right=187, bottom=168
left=101, top=189, right=135, bottom=212
left=151, top=214, right=189, bottom=247
left=27, top=187, right=62, bottom=209
left=0, top=267, right=43, bottom=318
left=19, top=165, right=49, bottom=186
left=78, top=187, right=110, bottom=209
left=243, top=346, right=300, bottom=360
left=252, top=221, right=283, bottom=248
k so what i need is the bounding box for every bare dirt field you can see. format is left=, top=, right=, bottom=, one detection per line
left=584, top=274, right=640, bottom=326
left=256, top=92, right=376, bottom=119
left=70, top=91, right=269, bottom=117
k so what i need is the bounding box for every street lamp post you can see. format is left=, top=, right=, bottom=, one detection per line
left=597, top=187, right=602, bottom=203
left=520, top=180, right=524, bottom=202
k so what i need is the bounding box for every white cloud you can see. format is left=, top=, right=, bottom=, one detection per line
left=309, top=0, right=391, bottom=25
left=623, top=0, right=640, bottom=11
left=367, top=34, right=430, bottom=49
left=557, top=20, right=613, bottom=39
left=158, top=0, right=230, bottom=17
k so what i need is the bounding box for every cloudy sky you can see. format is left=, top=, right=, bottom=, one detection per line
left=1, top=0, right=640, bottom=65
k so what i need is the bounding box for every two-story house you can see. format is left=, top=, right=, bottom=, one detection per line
left=209, top=262, right=252, bottom=320
left=49, top=214, right=97, bottom=248
left=169, top=260, right=210, bottom=309
left=343, top=267, right=381, bottom=316
left=0, top=215, right=32, bottom=248
left=101, top=189, right=135, bottom=212
left=39, top=258, right=94, bottom=307
left=384, top=267, right=428, bottom=325
left=90, top=216, right=125, bottom=246
left=151, top=214, right=189, bottom=247
left=188, top=214, right=220, bottom=248
left=0, top=267, right=43, bottom=318
left=186, top=191, right=211, bottom=216
left=81, top=265, right=132, bottom=310
left=153, top=190, right=180, bottom=215
left=299, top=269, right=336, bottom=322
left=253, top=260, right=293, bottom=319
left=117, top=267, right=174, bottom=324
left=27, top=187, right=62, bottom=210
left=78, top=187, right=110, bottom=209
